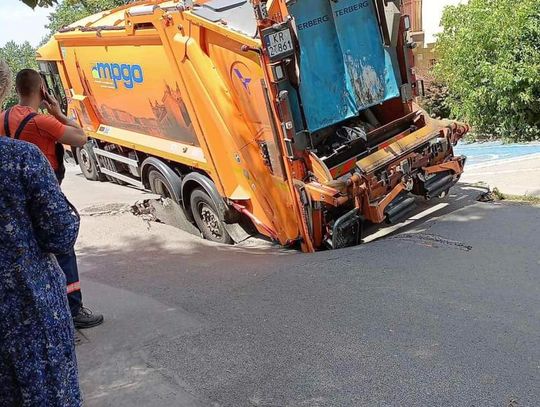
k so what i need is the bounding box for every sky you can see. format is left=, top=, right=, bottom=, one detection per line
left=423, top=0, right=467, bottom=43
left=0, top=0, right=54, bottom=47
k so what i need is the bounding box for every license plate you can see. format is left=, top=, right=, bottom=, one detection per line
left=264, top=28, right=294, bottom=59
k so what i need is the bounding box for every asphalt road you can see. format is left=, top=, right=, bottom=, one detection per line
left=63, top=165, right=540, bottom=407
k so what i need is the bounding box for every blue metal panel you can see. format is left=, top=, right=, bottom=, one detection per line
left=289, top=0, right=400, bottom=132
left=330, top=0, right=400, bottom=107
left=289, top=0, right=355, bottom=132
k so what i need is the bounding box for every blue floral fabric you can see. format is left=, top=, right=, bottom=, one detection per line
left=0, top=137, right=81, bottom=406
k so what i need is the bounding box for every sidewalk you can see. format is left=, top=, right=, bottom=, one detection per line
left=460, top=154, right=540, bottom=197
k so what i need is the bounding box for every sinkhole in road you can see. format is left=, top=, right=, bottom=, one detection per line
left=79, top=198, right=200, bottom=236
left=80, top=198, right=269, bottom=247
left=130, top=198, right=200, bottom=236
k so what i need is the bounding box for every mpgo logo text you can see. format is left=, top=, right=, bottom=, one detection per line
left=91, top=62, right=143, bottom=90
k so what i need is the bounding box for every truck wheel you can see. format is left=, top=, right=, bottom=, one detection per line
left=148, top=169, right=175, bottom=200
left=76, top=145, right=101, bottom=181
left=190, top=188, right=233, bottom=245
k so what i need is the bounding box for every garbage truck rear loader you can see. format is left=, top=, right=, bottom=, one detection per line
left=37, top=0, right=468, bottom=252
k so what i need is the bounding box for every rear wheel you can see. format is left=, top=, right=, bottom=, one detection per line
left=76, top=145, right=102, bottom=181
left=148, top=169, right=175, bottom=200
left=190, top=188, right=233, bottom=244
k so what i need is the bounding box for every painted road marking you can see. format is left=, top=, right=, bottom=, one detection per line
left=363, top=203, right=449, bottom=244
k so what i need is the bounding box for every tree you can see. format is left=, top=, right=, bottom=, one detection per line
left=0, top=41, right=37, bottom=109
left=21, top=0, right=57, bottom=8
left=435, top=0, right=540, bottom=141
left=21, top=0, right=124, bottom=9
left=44, top=0, right=127, bottom=40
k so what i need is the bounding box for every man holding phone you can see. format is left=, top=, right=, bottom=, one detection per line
left=0, top=68, right=103, bottom=329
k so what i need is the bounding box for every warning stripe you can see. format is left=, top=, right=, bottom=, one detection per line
left=66, top=282, right=81, bottom=294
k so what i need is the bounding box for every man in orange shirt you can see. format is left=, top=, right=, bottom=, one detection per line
left=1, top=68, right=103, bottom=329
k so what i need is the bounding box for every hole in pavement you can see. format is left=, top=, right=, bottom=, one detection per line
left=130, top=198, right=201, bottom=236
left=81, top=199, right=279, bottom=248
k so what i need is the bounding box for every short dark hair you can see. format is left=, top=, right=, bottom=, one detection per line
left=15, top=69, right=42, bottom=97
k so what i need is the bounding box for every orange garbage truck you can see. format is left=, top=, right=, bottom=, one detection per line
left=36, top=0, right=468, bottom=252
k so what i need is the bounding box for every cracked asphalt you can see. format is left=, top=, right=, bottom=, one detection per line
left=62, top=166, right=540, bottom=407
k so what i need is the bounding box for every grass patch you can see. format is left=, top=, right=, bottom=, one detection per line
left=492, top=188, right=540, bottom=204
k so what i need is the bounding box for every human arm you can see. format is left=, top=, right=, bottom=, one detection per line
left=23, top=143, right=80, bottom=254
left=42, top=93, right=87, bottom=147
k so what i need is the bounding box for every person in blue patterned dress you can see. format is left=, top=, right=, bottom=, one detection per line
left=0, top=93, right=82, bottom=404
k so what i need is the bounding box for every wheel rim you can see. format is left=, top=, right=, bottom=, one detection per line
left=198, top=202, right=224, bottom=239
left=80, top=148, right=93, bottom=173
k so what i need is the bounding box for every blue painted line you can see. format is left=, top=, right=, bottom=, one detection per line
left=454, top=142, right=540, bottom=166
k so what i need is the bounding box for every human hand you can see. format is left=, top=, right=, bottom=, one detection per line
left=42, top=93, right=64, bottom=119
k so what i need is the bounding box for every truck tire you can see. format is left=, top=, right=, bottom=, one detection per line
left=190, top=188, right=233, bottom=245
left=148, top=169, right=175, bottom=200
left=76, top=145, right=101, bottom=181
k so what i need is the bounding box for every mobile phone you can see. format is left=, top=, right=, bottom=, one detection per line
left=40, top=82, right=52, bottom=103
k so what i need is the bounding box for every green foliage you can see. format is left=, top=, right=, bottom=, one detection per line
left=415, top=69, right=451, bottom=121
left=420, top=81, right=452, bottom=120
left=0, top=41, right=38, bottom=109
left=21, top=0, right=57, bottom=8
left=435, top=0, right=540, bottom=142
left=45, top=0, right=127, bottom=40
left=21, top=0, right=124, bottom=9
